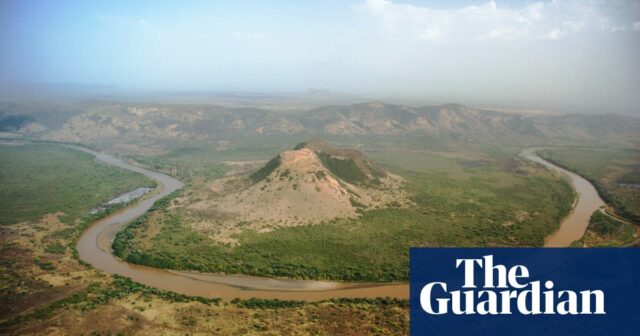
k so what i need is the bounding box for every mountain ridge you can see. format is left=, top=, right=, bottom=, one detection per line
left=3, top=100, right=638, bottom=148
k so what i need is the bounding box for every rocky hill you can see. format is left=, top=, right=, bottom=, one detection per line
left=187, top=140, right=408, bottom=244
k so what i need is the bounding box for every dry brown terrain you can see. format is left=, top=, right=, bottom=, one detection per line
left=0, top=214, right=99, bottom=321
left=11, top=296, right=408, bottom=336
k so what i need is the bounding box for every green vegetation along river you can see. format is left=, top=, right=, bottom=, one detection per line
left=74, top=145, right=408, bottom=300
left=76, top=146, right=603, bottom=300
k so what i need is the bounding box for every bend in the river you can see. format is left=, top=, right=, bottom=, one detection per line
left=73, top=145, right=408, bottom=300
left=519, top=148, right=605, bottom=247
left=74, top=145, right=603, bottom=300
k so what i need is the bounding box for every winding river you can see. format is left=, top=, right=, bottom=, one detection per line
left=72, top=145, right=604, bottom=300
left=73, top=145, right=408, bottom=300
left=519, top=148, right=605, bottom=247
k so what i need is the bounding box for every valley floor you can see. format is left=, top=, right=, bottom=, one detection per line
left=3, top=141, right=636, bottom=335
left=114, top=146, right=575, bottom=282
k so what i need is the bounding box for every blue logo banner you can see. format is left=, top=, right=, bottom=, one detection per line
left=410, top=248, right=640, bottom=335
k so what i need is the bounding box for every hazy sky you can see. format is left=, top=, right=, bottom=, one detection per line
left=1, top=0, right=639, bottom=114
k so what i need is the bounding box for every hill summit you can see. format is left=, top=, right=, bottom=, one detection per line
left=190, top=140, right=408, bottom=243
left=250, top=139, right=387, bottom=187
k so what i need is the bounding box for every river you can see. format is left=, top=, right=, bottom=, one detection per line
left=74, top=145, right=603, bottom=300
left=519, top=148, right=605, bottom=247
left=73, top=145, right=408, bottom=300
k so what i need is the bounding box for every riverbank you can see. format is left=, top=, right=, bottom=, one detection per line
left=519, top=148, right=606, bottom=247
left=73, top=145, right=409, bottom=300
left=74, top=146, right=598, bottom=299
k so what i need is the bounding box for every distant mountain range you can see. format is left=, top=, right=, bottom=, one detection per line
left=1, top=101, right=638, bottom=148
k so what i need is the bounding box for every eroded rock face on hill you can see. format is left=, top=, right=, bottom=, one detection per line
left=186, top=141, right=409, bottom=244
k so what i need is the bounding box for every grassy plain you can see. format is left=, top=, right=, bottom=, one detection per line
left=0, top=144, right=154, bottom=225
left=538, top=147, right=640, bottom=223
left=114, top=148, right=574, bottom=281
left=0, top=144, right=153, bottom=323
left=129, top=145, right=281, bottom=185
left=0, top=143, right=409, bottom=335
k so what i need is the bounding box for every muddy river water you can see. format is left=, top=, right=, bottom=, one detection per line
left=519, top=148, right=605, bottom=247
left=74, top=145, right=604, bottom=300
left=73, top=145, right=408, bottom=300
